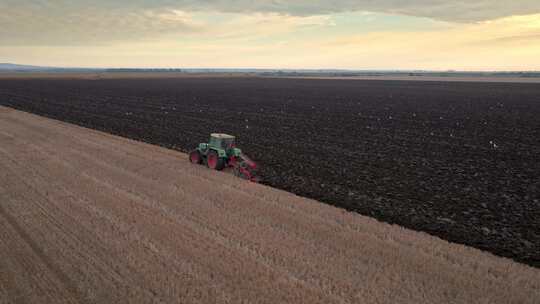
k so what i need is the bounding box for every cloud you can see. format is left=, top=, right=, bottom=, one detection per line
left=0, top=1, right=200, bottom=45
left=486, top=33, right=540, bottom=44
left=2, top=13, right=539, bottom=70
left=316, top=14, right=540, bottom=70
left=85, top=1, right=539, bottom=22
left=1, top=1, right=540, bottom=46
left=178, top=1, right=540, bottom=22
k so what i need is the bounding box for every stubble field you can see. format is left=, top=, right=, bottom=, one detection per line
left=1, top=76, right=539, bottom=267
left=1, top=106, right=539, bottom=303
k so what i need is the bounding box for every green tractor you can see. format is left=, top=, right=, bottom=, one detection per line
left=189, top=133, right=259, bottom=182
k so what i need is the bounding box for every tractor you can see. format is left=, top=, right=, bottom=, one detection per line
left=189, top=133, right=259, bottom=182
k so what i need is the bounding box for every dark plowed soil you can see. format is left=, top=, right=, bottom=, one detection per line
left=1, top=77, right=539, bottom=267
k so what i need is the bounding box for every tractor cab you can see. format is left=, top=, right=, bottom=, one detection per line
left=209, top=133, right=236, bottom=150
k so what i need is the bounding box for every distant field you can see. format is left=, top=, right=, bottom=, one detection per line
left=1, top=76, right=539, bottom=267
left=285, top=75, right=540, bottom=83
left=1, top=71, right=540, bottom=83
left=1, top=106, right=539, bottom=303
left=0, top=72, right=256, bottom=79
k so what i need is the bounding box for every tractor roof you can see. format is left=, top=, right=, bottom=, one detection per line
left=211, top=133, right=235, bottom=139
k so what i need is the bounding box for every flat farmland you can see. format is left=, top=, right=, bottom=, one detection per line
left=1, top=106, right=539, bottom=303
left=1, top=76, right=539, bottom=267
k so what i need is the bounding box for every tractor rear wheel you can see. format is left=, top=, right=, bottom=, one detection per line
left=207, top=150, right=225, bottom=170
left=189, top=150, right=202, bottom=164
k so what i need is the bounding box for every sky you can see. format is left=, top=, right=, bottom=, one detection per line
left=1, top=1, right=540, bottom=70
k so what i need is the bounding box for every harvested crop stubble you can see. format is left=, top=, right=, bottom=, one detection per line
left=0, top=106, right=539, bottom=303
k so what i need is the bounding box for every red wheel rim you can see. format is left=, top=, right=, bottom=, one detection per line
left=190, top=152, right=199, bottom=164
left=207, top=153, right=217, bottom=169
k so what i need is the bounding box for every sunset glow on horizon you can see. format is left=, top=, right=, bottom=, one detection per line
left=1, top=1, right=539, bottom=71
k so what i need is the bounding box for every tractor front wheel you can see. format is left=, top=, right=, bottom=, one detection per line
left=207, top=150, right=225, bottom=170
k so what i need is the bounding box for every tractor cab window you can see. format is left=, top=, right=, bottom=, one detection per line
left=222, top=138, right=235, bottom=149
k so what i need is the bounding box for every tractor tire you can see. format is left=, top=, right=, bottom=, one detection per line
left=207, top=150, right=225, bottom=170
left=189, top=150, right=202, bottom=164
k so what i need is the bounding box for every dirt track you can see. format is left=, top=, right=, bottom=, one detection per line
left=1, top=106, right=539, bottom=303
